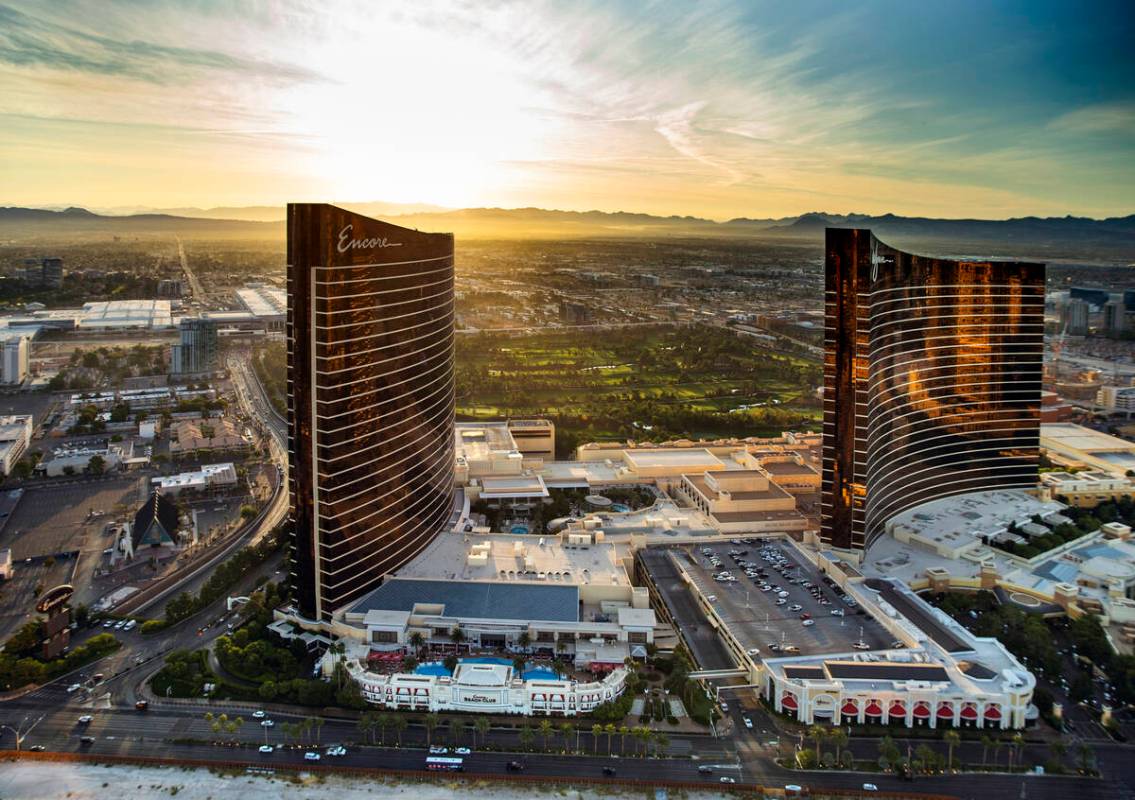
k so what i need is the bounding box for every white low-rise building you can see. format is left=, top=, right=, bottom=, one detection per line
left=345, top=656, right=627, bottom=716
left=0, top=415, right=32, bottom=476
left=152, top=463, right=238, bottom=496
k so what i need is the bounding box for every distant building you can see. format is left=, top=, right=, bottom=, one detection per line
left=152, top=463, right=238, bottom=496
left=157, top=278, right=184, bottom=298
left=1097, top=385, right=1135, bottom=416
left=41, top=257, right=64, bottom=289
left=168, top=417, right=247, bottom=456
left=1069, top=286, right=1110, bottom=312
left=639, top=274, right=660, bottom=287
left=170, top=317, right=218, bottom=375
left=0, top=415, right=32, bottom=475
left=235, top=284, right=286, bottom=332
left=506, top=418, right=555, bottom=461
left=1061, top=298, right=1090, bottom=336
left=1040, top=470, right=1135, bottom=508
left=0, top=336, right=28, bottom=385
left=1103, top=299, right=1129, bottom=338
left=40, top=441, right=131, bottom=477
left=132, top=491, right=181, bottom=548
left=559, top=300, right=592, bottom=325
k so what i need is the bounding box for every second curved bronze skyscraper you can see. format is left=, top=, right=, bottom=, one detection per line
left=820, top=228, right=1044, bottom=552
left=288, top=204, right=455, bottom=620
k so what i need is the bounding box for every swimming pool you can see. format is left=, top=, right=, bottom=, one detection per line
left=414, top=657, right=561, bottom=681
left=611, top=503, right=631, bottom=513
left=415, top=662, right=452, bottom=676
left=510, top=524, right=530, bottom=534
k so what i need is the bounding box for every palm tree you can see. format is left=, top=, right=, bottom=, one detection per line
left=1010, top=733, right=1025, bottom=771
left=393, top=716, right=408, bottom=747
left=1049, top=739, right=1066, bottom=771
left=617, top=725, right=630, bottom=754
left=313, top=717, right=324, bottom=745
left=513, top=656, right=527, bottom=674
left=943, top=729, right=961, bottom=770
left=552, top=658, right=567, bottom=678
left=654, top=731, right=669, bottom=758
left=409, top=631, right=425, bottom=658
left=475, top=716, right=491, bottom=749
left=1077, top=742, right=1094, bottom=774
left=829, top=728, right=848, bottom=767
left=450, top=718, right=466, bottom=747
left=519, top=725, right=535, bottom=751
left=559, top=722, right=574, bottom=752
left=377, top=712, right=391, bottom=746
left=808, top=724, right=826, bottom=763
left=538, top=719, right=554, bottom=750
left=517, top=631, right=531, bottom=652
left=604, top=723, right=616, bottom=755
left=424, top=713, right=440, bottom=746
left=591, top=723, right=602, bottom=754
left=992, top=738, right=1003, bottom=769
left=980, top=734, right=993, bottom=767
left=915, top=744, right=937, bottom=774
left=450, top=626, right=466, bottom=651
left=357, top=712, right=374, bottom=744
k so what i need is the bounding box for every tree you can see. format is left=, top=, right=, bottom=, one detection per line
left=980, top=734, right=993, bottom=767
left=357, top=712, right=375, bottom=744
left=424, top=713, right=440, bottom=746
left=450, top=626, right=466, bottom=649
left=393, top=715, right=408, bottom=747
left=538, top=718, right=554, bottom=750
left=517, top=631, right=531, bottom=651
left=518, top=725, right=535, bottom=751
left=808, top=724, right=826, bottom=763
left=1010, top=732, right=1025, bottom=771
left=829, top=728, right=848, bottom=767
left=449, top=718, right=466, bottom=747
left=617, top=725, right=629, bottom=754
left=604, top=723, right=616, bottom=755
left=559, top=721, right=574, bottom=752
left=915, top=744, right=937, bottom=774
left=992, top=738, right=1003, bottom=768
left=943, top=729, right=960, bottom=770
left=377, top=712, right=391, bottom=746
left=591, top=723, right=602, bottom=754
left=86, top=454, right=105, bottom=474
left=1077, top=742, right=1094, bottom=774
left=475, top=716, right=491, bottom=749
left=409, top=631, right=425, bottom=657
left=258, top=679, right=278, bottom=701
left=654, top=731, right=669, bottom=758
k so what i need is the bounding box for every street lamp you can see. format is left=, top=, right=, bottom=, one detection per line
left=1, top=714, right=45, bottom=753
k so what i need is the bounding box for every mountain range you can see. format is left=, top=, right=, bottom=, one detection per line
left=1, top=204, right=1132, bottom=261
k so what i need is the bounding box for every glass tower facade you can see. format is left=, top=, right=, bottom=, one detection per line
left=820, top=229, right=1044, bottom=552
left=287, top=204, right=455, bottom=620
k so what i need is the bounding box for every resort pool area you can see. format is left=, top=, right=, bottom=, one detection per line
left=414, top=657, right=561, bottom=681
left=611, top=503, right=631, bottom=513
left=510, top=524, right=530, bottom=534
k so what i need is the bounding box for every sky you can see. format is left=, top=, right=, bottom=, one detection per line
left=1, top=0, right=1133, bottom=220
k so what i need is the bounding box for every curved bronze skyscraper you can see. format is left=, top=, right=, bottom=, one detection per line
left=288, top=204, right=455, bottom=620
left=821, top=229, right=1044, bottom=552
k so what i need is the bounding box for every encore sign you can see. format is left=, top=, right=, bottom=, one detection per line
left=337, top=224, right=403, bottom=254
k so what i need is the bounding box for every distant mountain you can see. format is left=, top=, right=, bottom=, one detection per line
left=1, top=204, right=1131, bottom=260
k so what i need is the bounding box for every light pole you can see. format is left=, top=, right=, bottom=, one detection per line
left=1, top=714, right=45, bottom=753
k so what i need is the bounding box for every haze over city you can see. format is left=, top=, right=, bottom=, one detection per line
left=2, top=0, right=1133, bottom=219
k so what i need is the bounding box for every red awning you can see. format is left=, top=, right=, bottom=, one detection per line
left=781, top=693, right=798, bottom=710
left=865, top=701, right=883, bottom=716
left=889, top=700, right=906, bottom=716
left=984, top=705, right=1002, bottom=720
left=841, top=700, right=859, bottom=715
left=960, top=705, right=978, bottom=720
left=937, top=702, right=954, bottom=717
left=913, top=703, right=931, bottom=718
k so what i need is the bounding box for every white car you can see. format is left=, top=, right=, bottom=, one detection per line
left=719, top=702, right=729, bottom=712
left=252, top=710, right=266, bottom=718
left=830, top=609, right=845, bottom=617
left=304, top=752, right=321, bottom=761
left=78, top=715, right=93, bottom=724
left=258, top=745, right=274, bottom=754
left=260, top=719, right=274, bottom=727
left=66, top=684, right=81, bottom=693
left=454, top=747, right=471, bottom=755
left=743, top=717, right=753, bottom=729
left=802, top=619, right=815, bottom=626
left=429, top=745, right=448, bottom=754
left=863, top=783, right=878, bottom=792
left=746, top=647, right=760, bottom=656
left=326, top=746, right=347, bottom=757
left=788, top=604, right=802, bottom=612
left=775, top=598, right=787, bottom=606
left=852, top=641, right=870, bottom=650
left=720, top=776, right=736, bottom=784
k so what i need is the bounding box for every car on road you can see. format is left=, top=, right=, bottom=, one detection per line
left=705, top=595, right=717, bottom=602
left=258, top=745, right=274, bottom=754
left=852, top=641, right=870, bottom=650
left=66, top=684, right=81, bottom=693
left=135, top=701, right=148, bottom=711
left=260, top=719, right=274, bottom=727
left=802, top=619, right=815, bottom=626
left=743, top=717, right=753, bottom=729
left=719, top=701, right=729, bottom=711
left=890, top=640, right=906, bottom=649
left=429, top=745, right=449, bottom=754
left=78, top=715, right=93, bottom=724
left=454, top=747, right=471, bottom=755
left=746, top=647, right=760, bottom=656
left=788, top=604, right=802, bottom=612
left=781, top=645, right=799, bottom=654
left=830, top=609, right=844, bottom=617
left=80, top=736, right=95, bottom=746
left=863, top=783, right=878, bottom=791
left=252, top=711, right=266, bottom=718
left=123, top=620, right=137, bottom=631
left=698, top=765, right=713, bottom=774
left=304, top=751, right=321, bottom=761
left=102, top=620, right=114, bottom=629
left=327, top=746, right=347, bottom=757
left=720, top=776, right=736, bottom=784
left=28, top=745, right=45, bottom=752
left=113, top=620, right=126, bottom=630
left=602, top=767, right=617, bottom=776
left=506, top=761, right=525, bottom=771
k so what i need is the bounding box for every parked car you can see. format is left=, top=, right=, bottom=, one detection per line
left=78, top=715, right=93, bottom=724
left=743, top=717, right=753, bottom=729
left=747, top=647, right=760, bottom=656
left=802, top=619, right=815, bottom=627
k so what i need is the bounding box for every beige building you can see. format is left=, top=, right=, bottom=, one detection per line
left=677, top=469, right=805, bottom=532
left=1041, top=423, right=1135, bottom=476
left=1040, top=470, right=1135, bottom=508
left=169, top=417, right=248, bottom=456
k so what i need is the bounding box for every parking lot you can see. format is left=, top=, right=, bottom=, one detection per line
left=684, top=539, right=893, bottom=659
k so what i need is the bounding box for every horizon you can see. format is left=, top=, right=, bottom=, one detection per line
left=2, top=1, right=1133, bottom=219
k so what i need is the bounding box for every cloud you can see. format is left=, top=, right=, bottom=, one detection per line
left=1047, top=103, right=1135, bottom=135
left=0, top=3, right=321, bottom=85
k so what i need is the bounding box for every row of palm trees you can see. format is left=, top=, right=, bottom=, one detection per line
left=587, top=722, right=670, bottom=758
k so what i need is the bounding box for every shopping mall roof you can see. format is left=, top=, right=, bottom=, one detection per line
left=350, top=577, right=580, bottom=623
